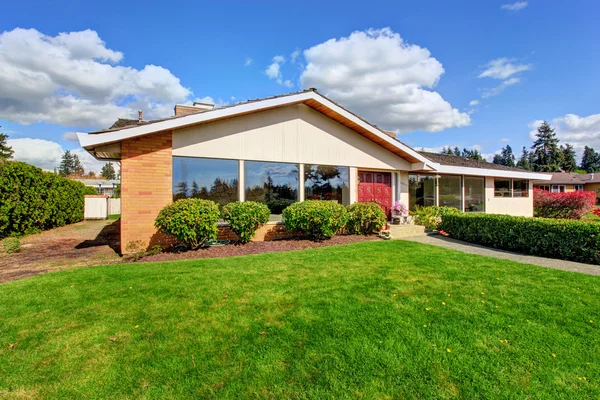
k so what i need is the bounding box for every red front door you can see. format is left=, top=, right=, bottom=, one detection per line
left=358, top=171, right=392, bottom=218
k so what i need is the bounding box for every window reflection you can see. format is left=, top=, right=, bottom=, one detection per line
left=464, top=177, right=485, bottom=212
left=172, top=157, right=238, bottom=205
left=304, top=164, right=350, bottom=205
left=409, top=174, right=436, bottom=210
left=439, top=175, right=462, bottom=209
left=245, top=161, right=298, bottom=214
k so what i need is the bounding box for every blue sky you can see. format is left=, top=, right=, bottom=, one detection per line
left=1, top=0, right=599, bottom=172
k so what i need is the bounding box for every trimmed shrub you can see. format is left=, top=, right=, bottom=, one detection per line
left=411, top=205, right=461, bottom=230
left=439, top=213, right=600, bottom=264
left=0, top=161, right=96, bottom=239
left=155, top=199, right=220, bottom=249
left=221, top=201, right=270, bottom=243
left=282, top=200, right=348, bottom=240
left=346, top=202, right=387, bottom=235
left=533, top=189, right=596, bottom=219
left=266, top=199, right=295, bottom=214
left=1, top=237, right=20, bottom=254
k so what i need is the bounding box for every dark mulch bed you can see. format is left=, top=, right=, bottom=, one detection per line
left=139, top=235, right=380, bottom=263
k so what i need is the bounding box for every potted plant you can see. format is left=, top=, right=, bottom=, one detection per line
left=391, top=201, right=409, bottom=224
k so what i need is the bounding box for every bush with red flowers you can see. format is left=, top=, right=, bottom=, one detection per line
left=533, top=189, right=596, bottom=219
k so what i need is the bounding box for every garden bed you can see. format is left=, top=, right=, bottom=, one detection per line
left=140, top=234, right=379, bottom=262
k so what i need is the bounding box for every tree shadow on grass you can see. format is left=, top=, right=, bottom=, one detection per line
left=75, top=219, right=120, bottom=254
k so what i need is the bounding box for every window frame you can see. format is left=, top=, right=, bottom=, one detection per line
left=574, top=184, right=584, bottom=191
left=512, top=179, right=530, bottom=198
left=494, top=178, right=513, bottom=198
left=551, top=185, right=566, bottom=193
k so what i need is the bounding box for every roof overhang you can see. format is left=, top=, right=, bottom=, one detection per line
left=434, top=165, right=552, bottom=180
left=78, top=90, right=436, bottom=168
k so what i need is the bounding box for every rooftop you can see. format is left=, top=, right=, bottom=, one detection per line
left=418, top=151, right=531, bottom=173
left=532, top=172, right=600, bottom=185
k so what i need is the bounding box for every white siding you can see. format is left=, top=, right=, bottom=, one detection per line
left=172, top=104, right=411, bottom=171
left=485, top=178, right=533, bottom=217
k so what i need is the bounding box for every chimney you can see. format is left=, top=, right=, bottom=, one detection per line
left=174, top=102, right=215, bottom=116
left=138, top=110, right=143, bottom=122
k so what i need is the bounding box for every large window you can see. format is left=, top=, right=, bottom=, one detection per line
left=551, top=185, right=566, bottom=193
left=409, top=174, right=436, bottom=210
left=438, top=175, right=462, bottom=209
left=464, top=177, right=485, bottom=212
left=494, top=179, right=512, bottom=197
left=575, top=184, right=584, bottom=191
left=513, top=180, right=529, bottom=197
left=172, top=157, right=238, bottom=205
left=245, top=161, right=299, bottom=213
left=304, top=164, right=350, bottom=205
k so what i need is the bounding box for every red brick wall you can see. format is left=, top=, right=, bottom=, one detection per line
left=121, top=131, right=173, bottom=253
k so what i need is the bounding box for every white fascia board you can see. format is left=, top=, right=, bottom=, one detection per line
left=435, top=165, right=553, bottom=180
left=77, top=91, right=435, bottom=167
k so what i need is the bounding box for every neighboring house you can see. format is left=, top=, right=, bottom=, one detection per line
left=77, top=89, right=551, bottom=251
left=74, top=179, right=120, bottom=196
left=533, top=172, right=600, bottom=201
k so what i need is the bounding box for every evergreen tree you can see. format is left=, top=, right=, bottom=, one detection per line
left=58, top=150, right=75, bottom=176
left=560, top=144, right=577, bottom=172
left=72, top=153, right=85, bottom=177
left=100, top=162, right=116, bottom=180
left=500, top=145, right=516, bottom=167
left=460, top=148, right=483, bottom=160
left=191, top=180, right=200, bottom=197
left=516, top=146, right=532, bottom=170
left=453, top=146, right=461, bottom=156
left=0, top=130, right=14, bottom=162
left=530, top=121, right=562, bottom=172
left=581, top=146, right=600, bottom=172
left=492, top=154, right=504, bottom=165
left=86, top=170, right=96, bottom=178
left=174, top=181, right=189, bottom=200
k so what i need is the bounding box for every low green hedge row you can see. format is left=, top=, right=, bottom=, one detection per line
left=0, top=161, right=96, bottom=239
left=439, top=213, right=600, bottom=265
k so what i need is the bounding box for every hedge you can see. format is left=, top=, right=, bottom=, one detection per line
left=439, top=213, right=600, bottom=264
left=346, top=202, right=387, bottom=235
left=221, top=201, right=270, bottom=243
left=0, top=161, right=96, bottom=238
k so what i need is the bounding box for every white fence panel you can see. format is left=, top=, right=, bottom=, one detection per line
left=108, top=198, right=121, bottom=215
left=84, top=196, right=108, bottom=220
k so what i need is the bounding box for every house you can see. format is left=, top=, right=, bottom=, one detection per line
left=73, top=179, right=120, bottom=196
left=533, top=172, right=600, bottom=201
left=77, top=89, right=551, bottom=252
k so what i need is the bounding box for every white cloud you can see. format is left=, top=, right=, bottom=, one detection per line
left=265, top=61, right=281, bottom=79
left=244, top=57, right=253, bottom=67
left=500, top=137, right=511, bottom=142
left=501, top=2, right=528, bottom=11
left=8, top=138, right=64, bottom=171
left=265, top=55, right=294, bottom=87
left=290, top=49, right=301, bottom=63
left=469, top=100, right=479, bottom=106
left=0, top=28, right=193, bottom=129
left=529, top=114, right=600, bottom=158
left=479, top=58, right=533, bottom=80
left=8, top=137, right=118, bottom=174
left=300, top=28, right=470, bottom=133
left=63, top=131, right=80, bottom=142
left=481, top=77, right=521, bottom=98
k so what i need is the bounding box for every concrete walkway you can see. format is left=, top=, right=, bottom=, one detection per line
left=401, top=235, right=600, bottom=276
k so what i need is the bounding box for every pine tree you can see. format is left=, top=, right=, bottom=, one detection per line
left=191, top=180, right=200, bottom=197
left=175, top=181, right=189, bottom=199
left=453, top=146, right=461, bottom=156
left=531, top=121, right=562, bottom=172
left=560, top=144, right=577, bottom=172
left=492, top=154, right=504, bottom=165
left=72, top=154, right=85, bottom=177
left=500, top=145, right=516, bottom=167
left=100, top=162, right=116, bottom=180
left=0, top=130, right=14, bottom=162
left=516, top=146, right=531, bottom=170
left=581, top=146, right=600, bottom=172
left=58, top=150, right=85, bottom=177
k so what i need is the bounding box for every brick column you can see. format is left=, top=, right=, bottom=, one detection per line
left=120, top=131, right=173, bottom=253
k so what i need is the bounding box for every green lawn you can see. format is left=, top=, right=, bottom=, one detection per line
left=1, top=241, right=598, bottom=399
